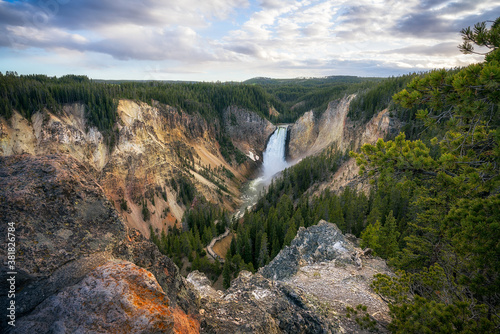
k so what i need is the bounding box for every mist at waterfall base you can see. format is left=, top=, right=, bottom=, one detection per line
left=235, top=126, right=289, bottom=218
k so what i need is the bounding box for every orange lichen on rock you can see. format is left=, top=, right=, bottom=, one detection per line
left=13, top=260, right=184, bottom=333
left=172, top=307, right=200, bottom=334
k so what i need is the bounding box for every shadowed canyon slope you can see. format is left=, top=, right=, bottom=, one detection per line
left=288, top=94, right=399, bottom=193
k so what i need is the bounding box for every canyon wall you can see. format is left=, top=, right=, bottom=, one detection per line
left=223, top=105, right=276, bottom=162
left=288, top=94, right=400, bottom=193
left=0, top=100, right=272, bottom=237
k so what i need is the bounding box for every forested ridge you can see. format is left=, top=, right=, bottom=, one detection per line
left=0, top=73, right=277, bottom=126
left=245, top=75, right=383, bottom=122
left=0, top=72, right=380, bottom=130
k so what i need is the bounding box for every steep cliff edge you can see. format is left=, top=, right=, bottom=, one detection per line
left=288, top=95, right=355, bottom=160
left=289, top=95, right=397, bottom=160
left=223, top=105, right=276, bottom=162
left=260, top=221, right=392, bottom=332
left=0, top=100, right=273, bottom=237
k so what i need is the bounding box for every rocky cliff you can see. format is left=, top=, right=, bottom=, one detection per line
left=0, top=154, right=199, bottom=333
left=0, top=100, right=273, bottom=237
left=288, top=95, right=400, bottom=193
left=260, top=221, right=392, bottom=332
left=223, top=106, right=276, bottom=162
left=288, top=95, right=354, bottom=160
left=188, top=221, right=392, bottom=333
left=288, top=95, right=398, bottom=160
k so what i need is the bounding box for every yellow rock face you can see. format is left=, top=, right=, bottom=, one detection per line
left=1, top=99, right=268, bottom=237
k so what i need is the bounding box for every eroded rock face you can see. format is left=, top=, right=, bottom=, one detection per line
left=0, top=154, right=126, bottom=319
left=261, top=220, right=392, bottom=333
left=288, top=95, right=397, bottom=161
left=288, top=96, right=354, bottom=160
left=0, top=154, right=199, bottom=332
left=13, top=261, right=199, bottom=334
left=223, top=106, right=276, bottom=162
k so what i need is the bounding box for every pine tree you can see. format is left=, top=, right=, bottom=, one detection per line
left=283, top=219, right=297, bottom=247
left=258, top=233, right=270, bottom=267
left=379, top=210, right=399, bottom=259
left=222, top=260, right=232, bottom=289
left=360, top=220, right=381, bottom=254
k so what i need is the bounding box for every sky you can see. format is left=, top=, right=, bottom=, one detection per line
left=0, top=0, right=498, bottom=81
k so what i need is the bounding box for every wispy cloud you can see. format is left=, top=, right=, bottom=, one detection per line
left=0, top=0, right=498, bottom=81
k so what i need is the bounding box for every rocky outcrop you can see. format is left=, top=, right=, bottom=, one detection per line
left=0, top=154, right=199, bottom=332
left=261, top=220, right=392, bottom=333
left=188, top=270, right=338, bottom=333
left=13, top=261, right=199, bottom=334
left=223, top=106, right=276, bottom=162
left=260, top=221, right=358, bottom=281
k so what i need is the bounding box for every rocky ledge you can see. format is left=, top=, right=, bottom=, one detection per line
left=260, top=221, right=359, bottom=280
left=188, top=270, right=337, bottom=333
left=261, top=220, right=392, bottom=333
left=13, top=260, right=199, bottom=333
left=188, top=221, right=393, bottom=333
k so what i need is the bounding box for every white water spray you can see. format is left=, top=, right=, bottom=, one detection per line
left=261, top=126, right=289, bottom=184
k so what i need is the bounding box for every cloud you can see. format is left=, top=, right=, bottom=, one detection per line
left=0, top=0, right=497, bottom=81
left=382, top=42, right=459, bottom=56
left=3, top=0, right=249, bottom=30
left=393, top=0, right=500, bottom=38
left=88, top=26, right=212, bottom=61
left=0, top=0, right=248, bottom=61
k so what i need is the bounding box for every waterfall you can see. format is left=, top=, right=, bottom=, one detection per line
left=234, top=126, right=289, bottom=219
left=261, top=126, right=289, bottom=184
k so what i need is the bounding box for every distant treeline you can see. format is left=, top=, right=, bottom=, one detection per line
left=0, top=73, right=118, bottom=139
left=1, top=72, right=418, bottom=136
left=0, top=72, right=278, bottom=133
